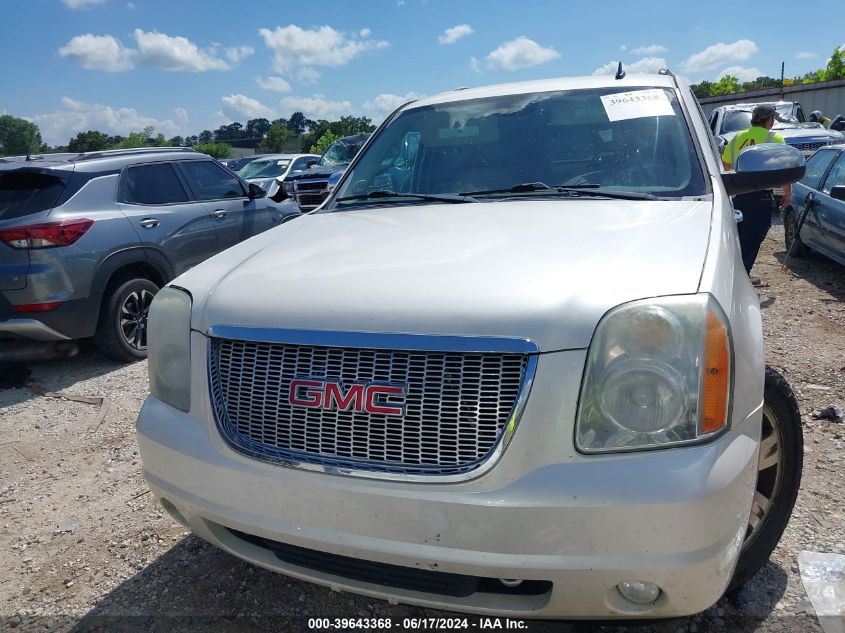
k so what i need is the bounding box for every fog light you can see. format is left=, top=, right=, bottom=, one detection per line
left=616, top=580, right=661, bottom=605
left=498, top=578, right=523, bottom=588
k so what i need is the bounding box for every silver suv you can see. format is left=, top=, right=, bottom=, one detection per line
left=0, top=147, right=298, bottom=363
left=139, top=75, right=806, bottom=619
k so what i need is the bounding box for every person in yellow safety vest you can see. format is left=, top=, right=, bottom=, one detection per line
left=721, top=103, right=793, bottom=285
left=810, top=110, right=832, bottom=128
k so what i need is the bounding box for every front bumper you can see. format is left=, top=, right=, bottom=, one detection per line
left=137, top=340, right=760, bottom=619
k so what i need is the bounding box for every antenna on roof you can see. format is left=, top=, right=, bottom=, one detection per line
left=615, top=62, right=626, bottom=80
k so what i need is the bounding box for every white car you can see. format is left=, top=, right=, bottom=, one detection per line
left=138, top=73, right=805, bottom=619
left=236, top=153, right=320, bottom=196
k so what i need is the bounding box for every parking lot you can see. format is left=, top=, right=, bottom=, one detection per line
left=1, top=222, right=844, bottom=633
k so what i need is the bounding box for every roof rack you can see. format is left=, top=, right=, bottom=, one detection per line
left=73, top=147, right=198, bottom=162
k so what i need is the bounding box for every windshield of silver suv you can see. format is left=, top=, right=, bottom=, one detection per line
left=319, top=138, right=367, bottom=168
left=331, top=87, right=707, bottom=207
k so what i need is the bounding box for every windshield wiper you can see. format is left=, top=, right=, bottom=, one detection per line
left=336, top=190, right=478, bottom=204
left=460, top=182, right=601, bottom=196
left=460, top=182, right=658, bottom=200
left=554, top=187, right=659, bottom=200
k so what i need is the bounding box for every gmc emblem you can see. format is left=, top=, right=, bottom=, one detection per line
left=289, top=378, right=407, bottom=417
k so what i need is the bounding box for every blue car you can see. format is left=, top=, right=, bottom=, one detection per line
left=785, top=144, right=845, bottom=266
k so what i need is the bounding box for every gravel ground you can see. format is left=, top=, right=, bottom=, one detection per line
left=1, top=223, right=844, bottom=633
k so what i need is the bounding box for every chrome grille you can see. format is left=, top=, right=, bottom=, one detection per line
left=208, top=335, right=531, bottom=476
left=295, top=192, right=327, bottom=209
left=790, top=141, right=827, bottom=153
left=296, top=180, right=328, bottom=191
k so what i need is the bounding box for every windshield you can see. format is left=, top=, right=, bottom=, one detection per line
left=238, top=159, right=290, bottom=179
left=332, top=87, right=706, bottom=207
left=722, top=111, right=752, bottom=133
left=319, top=139, right=367, bottom=168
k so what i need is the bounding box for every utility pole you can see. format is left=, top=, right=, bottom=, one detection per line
left=780, top=62, right=785, bottom=100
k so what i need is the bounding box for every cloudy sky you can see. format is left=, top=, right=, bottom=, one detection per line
left=2, top=0, right=843, bottom=145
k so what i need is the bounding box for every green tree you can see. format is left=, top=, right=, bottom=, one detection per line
left=168, top=135, right=185, bottom=147
left=330, top=115, right=375, bottom=137
left=259, top=121, right=293, bottom=152
left=0, top=115, right=43, bottom=156
left=710, top=75, right=740, bottom=96
left=113, top=126, right=170, bottom=149
left=310, top=130, right=339, bottom=155
left=193, top=142, right=233, bottom=159
left=67, top=130, right=110, bottom=153
left=246, top=118, right=271, bottom=139
left=287, top=112, right=308, bottom=134
left=825, top=46, right=845, bottom=80
left=198, top=130, right=214, bottom=144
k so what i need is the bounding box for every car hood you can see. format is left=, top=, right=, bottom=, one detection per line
left=723, top=126, right=843, bottom=143
left=287, top=164, right=348, bottom=181
left=186, top=200, right=712, bottom=351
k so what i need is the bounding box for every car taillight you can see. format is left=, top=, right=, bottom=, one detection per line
left=0, top=219, right=94, bottom=249
left=15, top=302, right=63, bottom=313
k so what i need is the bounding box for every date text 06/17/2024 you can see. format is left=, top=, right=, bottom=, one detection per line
left=307, top=617, right=529, bottom=630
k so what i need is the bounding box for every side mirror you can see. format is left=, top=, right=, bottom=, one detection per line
left=734, top=210, right=743, bottom=223
left=306, top=159, right=318, bottom=168
left=831, top=185, right=845, bottom=202
left=715, top=135, right=727, bottom=154
left=269, top=184, right=288, bottom=202
left=721, top=144, right=805, bottom=197
left=247, top=182, right=266, bottom=199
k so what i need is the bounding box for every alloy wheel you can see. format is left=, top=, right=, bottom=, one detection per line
left=119, top=289, right=155, bottom=351
left=743, top=403, right=784, bottom=549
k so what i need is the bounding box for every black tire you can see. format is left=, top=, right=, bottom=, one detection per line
left=730, top=366, right=803, bottom=590
left=94, top=277, right=159, bottom=363
left=783, top=208, right=808, bottom=258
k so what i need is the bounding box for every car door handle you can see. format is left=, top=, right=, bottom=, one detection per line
left=139, top=218, right=159, bottom=228
left=213, top=209, right=227, bottom=219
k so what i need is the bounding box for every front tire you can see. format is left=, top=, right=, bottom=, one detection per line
left=783, top=208, right=808, bottom=258
left=94, top=277, right=159, bottom=362
left=730, top=366, right=803, bottom=590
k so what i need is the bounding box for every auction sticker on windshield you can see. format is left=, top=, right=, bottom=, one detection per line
left=600, top=89, right=674, bottom=122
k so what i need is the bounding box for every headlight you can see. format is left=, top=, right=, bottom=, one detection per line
left=148, top=286, right=192, bottom=412
left=576, top=294, right=732, bottom=453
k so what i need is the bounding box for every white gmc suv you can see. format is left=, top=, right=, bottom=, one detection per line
left=137, top=73, right=805, bottom=619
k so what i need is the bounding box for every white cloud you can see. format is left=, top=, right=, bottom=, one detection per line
left=592, top=57, right=667, bottom=76
left=256, top=76, right=292, bottom=93
left=485, top=36, right=560, bottom=71
left=281, top=95, right=352, bottom=120
left=31, top=97, right=181, bottom=146
left=795, top=51, right=818, bottom=60
left=718, top=66, right=763, bottom=83
left=173, top=107, right=189, bottom=123
left=438, top=24, right=473, bottom=45
left=59, top=30, right=252, bottom=72
left=682, top=39, right=758, bottom=73
left=362, top=92, right=424, bottom=122
left=221, top=94, right=276, bottom=120
left=126, top=1, right=134, bottom=8
left=631, top=43, right=667, bottom=56
left=620, top=45, right=627, bottom=51
left=223, top=45, right=254, bottom=64
left=133, top=29, right=232, bottom=71
left=469, top=56, right=482, bottom=74
left=58, top=34, right=135, bottom=72
left=259, top=24, right=389, bottom=77
left=62, top=0, right=106, bottom=8
left=360, top=28, right=372, bottom=38
left=295, top=67, right=322, bottom=84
